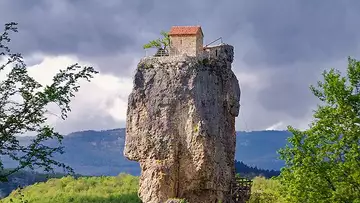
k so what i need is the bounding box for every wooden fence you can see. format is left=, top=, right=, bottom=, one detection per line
left=230, top=176, right=252, bottom=203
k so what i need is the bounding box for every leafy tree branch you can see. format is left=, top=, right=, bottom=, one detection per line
left=278, top=57, right=360, bottom=202
left=0, top=22, right=98, bottom=182
left=143, top=31, right=170, bottom=51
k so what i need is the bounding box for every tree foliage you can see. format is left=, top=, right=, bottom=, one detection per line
left=235, top=160, right=280, bottom=179
left=2, top=173, right=140, bottom=203
left=248, top=176, right=286, bottom=203
left=0, top=169, right=82, bottom=198
left=0, top=22, right=98, bottom=181
left=278, top=57, right=360, bottom=203
left=143, top=31, right=170, bottom=51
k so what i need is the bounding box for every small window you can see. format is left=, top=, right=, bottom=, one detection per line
left=180, top=39, right=182, bottom=45
left=215, top=50, right=218, bottom=56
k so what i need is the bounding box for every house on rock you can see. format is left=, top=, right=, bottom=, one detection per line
left=149, top=25, right=232, bottom=61
left=165, top=25, right=231, bottom=61
left=168, top=25, right=204, bottom=57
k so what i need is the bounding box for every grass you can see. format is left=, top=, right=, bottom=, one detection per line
left=0, top=173, right=286, bottom=203
left=1, top=173, right=141, bottom=203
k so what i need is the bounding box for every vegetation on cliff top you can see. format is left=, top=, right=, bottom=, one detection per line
left=143, top=31, right=170, bottom=51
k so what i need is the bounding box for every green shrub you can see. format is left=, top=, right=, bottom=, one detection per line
left=248, top=176, right=286, bottom=203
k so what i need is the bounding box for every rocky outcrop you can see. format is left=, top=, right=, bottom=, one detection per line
left=124, top=45, right=240, bottom=203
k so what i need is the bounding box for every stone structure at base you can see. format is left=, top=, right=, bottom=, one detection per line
left=124, top=26, right=241, bottom=203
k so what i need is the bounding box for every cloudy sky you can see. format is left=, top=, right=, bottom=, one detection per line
left=1, top=0, right=359, bottom=134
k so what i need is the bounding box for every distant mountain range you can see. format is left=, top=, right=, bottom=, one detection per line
left=235, top=130, right=292, bottom=170
left=2, top=129, right=292, bottom=176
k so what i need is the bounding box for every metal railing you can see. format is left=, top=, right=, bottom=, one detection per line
left=204, top=37, right=223, bottom=48
left=154, top=48, right=169, bottom=57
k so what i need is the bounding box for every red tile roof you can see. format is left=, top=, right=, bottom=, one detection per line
left=168, top=26, right=203, bottom=36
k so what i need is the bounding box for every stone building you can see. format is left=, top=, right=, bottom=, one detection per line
left=168, top=25, right=204, bottom=57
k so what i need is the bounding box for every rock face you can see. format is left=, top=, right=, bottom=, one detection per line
left=124, top=44, right=240, bottom=203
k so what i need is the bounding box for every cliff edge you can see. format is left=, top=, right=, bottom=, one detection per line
left=124, top=44, right=240, bottom=203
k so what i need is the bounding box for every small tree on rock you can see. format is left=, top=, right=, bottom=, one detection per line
left=143, top=31, right=170, bottom=52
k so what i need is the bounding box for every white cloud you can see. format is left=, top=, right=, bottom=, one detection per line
left=25, top=54, right=132, bottom=134
left=265, top=121, right=285, bottom=131
left=264, top=109, right=314, bottom=131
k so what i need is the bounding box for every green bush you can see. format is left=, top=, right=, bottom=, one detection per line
left=1, top=173, right=141, bottom=203
left=248, top=176, right=286, bottom=203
